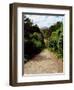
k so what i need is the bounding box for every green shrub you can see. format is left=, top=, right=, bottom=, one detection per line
left=31, top=32, right=44, bottom=49
left=24, top=31, right=45, bottom=60
left=57, top=33, right=63, bottom=57
left=48, top=22, right=63, bottom=58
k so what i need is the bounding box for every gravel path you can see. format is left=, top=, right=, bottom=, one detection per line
left=24, top=49, right=63, bottom=74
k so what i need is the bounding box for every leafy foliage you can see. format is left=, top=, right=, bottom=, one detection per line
left=48, top=22, right=63, bottom=58
left=24, top=16, right=45, bottom=60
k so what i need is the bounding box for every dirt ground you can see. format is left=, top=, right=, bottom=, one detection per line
left=24, top=49, right=63, bottom=74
